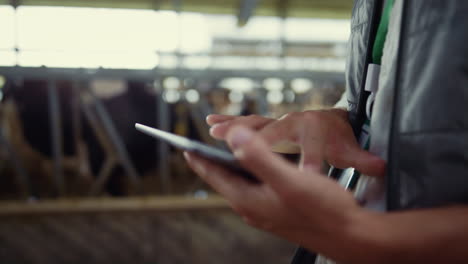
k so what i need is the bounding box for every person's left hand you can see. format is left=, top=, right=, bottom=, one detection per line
left=183, top=125, right=369, bottom=260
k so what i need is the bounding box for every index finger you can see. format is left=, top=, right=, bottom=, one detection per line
left=257, top=117, right=300, bottom=147
left=206, top=114, right=236, bottom=126
left=226, top=126, right=304, bottom=191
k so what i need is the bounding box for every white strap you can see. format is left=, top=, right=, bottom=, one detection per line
left=364, top=64, right=381, bottom=118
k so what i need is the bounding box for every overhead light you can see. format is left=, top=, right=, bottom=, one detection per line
left=163, top=90, right=181, bottom=103
left=291, top=78, right=314, bottom=94
left=267, top=90, right=284, bottom=105
left=164, top=77, right=180, bottom=90
left=263, top=78, right=284, bottom=91
left=185, top=89, right=200, bottom=104
left=219, top=78, right=255, bottom=93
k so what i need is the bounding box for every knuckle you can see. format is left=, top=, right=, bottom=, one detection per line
left=241, top=114, right=256, bottom=121
left=281, top=111, right=300, bottom=120
left=303, top=111, right=323, bottom=123
left=246, top=114, right=258, bottom=119
left=246, top=114, right=266, bottom=124
left=239, top=141, right=260, bottom=160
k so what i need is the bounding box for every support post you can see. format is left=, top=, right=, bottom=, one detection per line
left=47, top=79, right=65, bottom=196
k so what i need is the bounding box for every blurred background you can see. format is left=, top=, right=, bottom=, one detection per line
left=0, top=0, right=351, bottom=263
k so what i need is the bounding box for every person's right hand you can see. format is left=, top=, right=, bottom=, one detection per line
left=206, top=109, right=385, bottom=177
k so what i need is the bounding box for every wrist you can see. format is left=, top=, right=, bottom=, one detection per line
left=342, top=210, right=392, bottom=263
left=307, top=208, right=391, bottom=264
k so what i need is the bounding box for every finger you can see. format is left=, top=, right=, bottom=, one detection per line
left=210, top=115, right=274, bottom=140
left=183, top=151, right=258, bottom=203
left=256, top=116, right=300, bottom=146
left=226, top=126, right=304, bottom=192
left=206, top=114, right=236, bottom=126
left=348, top=149, right=386, bottom=177
left=184, top=151, right=285, bottom=228
left=299, top=143, right=325, bottom=173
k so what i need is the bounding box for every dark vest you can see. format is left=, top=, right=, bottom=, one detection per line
left=348, top=0, right=468, bottom=210
left=292, top=0, right=468, bottom=262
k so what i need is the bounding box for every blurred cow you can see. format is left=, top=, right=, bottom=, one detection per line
left=0, top=79, right=205, bottom=198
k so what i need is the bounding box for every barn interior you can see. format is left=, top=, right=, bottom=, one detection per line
left=0, top=0, right=351, bottom=263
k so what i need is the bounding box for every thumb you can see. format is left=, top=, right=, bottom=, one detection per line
left=226, top=126, right=301, bottom=189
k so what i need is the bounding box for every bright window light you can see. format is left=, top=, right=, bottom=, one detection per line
left=18, top=50, right=158, bottom=69
left=16, top=6, right=161, bottom=69
left=180, top=13, right=211, bottom=54
left=17, top=6, right=159, bottom=51
left=285, top=18, right=350, bottom=43
left=211, top=56, right=251, bottom=70
left=159, top=54, right=179, bottom=69
left=2, top=6, right=350, bottom=71
left=207, top=15, right=281, bottom=41
left=254, top=57, right=282, bottom=70
left=155, top=11, right=179, bottom=53
left=183, top=55, right=211, bottom=69
left=0, top=51, right=16, bottom=66
left=0, top=6, right=15, bottom=50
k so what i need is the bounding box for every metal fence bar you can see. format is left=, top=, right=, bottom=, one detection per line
left=156, top=85, right=171, bottom=194
left=0, top=67, right=345, bottom=85
left=47, top=79, right=65, bottom=196
left=85, top=86, right=141, bottom=191
left=0, top=125, right=30, bottom=198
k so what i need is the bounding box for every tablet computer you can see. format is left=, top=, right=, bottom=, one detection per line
left=135, top=123, right=258, bottom=183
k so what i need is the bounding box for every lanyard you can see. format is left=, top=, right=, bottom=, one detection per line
left=362, top=0, right=395, bottom=148
left=372, top=0, right=395, bottom=65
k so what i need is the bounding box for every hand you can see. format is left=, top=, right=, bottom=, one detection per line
left=186, top=125, right=468, bottom=263
left=207, top=110, right=385, bottom=177
left=184, top=126, right=372, bottom=262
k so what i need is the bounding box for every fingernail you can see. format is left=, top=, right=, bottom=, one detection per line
left=233, top=149, right=245, bottom=159
left=183, top=151, right=191, bottom=162
left=209, top=123, right=223, bottom=137
left=193, top=161, right=206, bottom=175
left=229, top=127, right=253, bottom=149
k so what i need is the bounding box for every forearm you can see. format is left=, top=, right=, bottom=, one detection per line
left=317, top=206, right=468, bottom=263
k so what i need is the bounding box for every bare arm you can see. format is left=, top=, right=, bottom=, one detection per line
left=341, top=206, right=468, bottom=264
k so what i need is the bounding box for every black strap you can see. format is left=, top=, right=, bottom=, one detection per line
left=290, top=247, right=317, bottom=264
left=352, top=0, right=385, bottom=136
